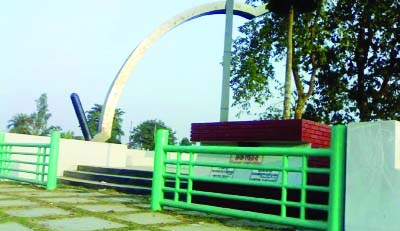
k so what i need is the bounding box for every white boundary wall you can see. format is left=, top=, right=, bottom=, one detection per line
left=3, top=133, right=154, bottom=176
left=345, top=121, right=400, bottom=231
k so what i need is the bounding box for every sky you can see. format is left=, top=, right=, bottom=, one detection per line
left=0, top=0, right=281, bottom=143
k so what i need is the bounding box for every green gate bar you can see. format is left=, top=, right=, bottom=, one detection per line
left=0, top=131, right=61, bottom=190
left=151, top=125, right=346, bottom=231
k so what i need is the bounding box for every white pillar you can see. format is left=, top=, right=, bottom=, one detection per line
left=345, top=120, right=400, bottom=231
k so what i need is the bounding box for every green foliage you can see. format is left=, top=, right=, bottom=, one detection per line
left=303, top=0, right=400, bottom=123
left=86, top=104, right=125, bottom=143
left=179, top=137, right=192, bottom=146
left=60, top=130, right=75, bottom=139
left=7, top=93, right=60, bottom=135
left=233, top=0, right=399, bottom=123
left=128, top=119, right=177, bottom=150
left=232, top=0, right=327, bottom=118
left=7, top=113, right=33, bottom=134
left=31, top=93, right=52, bottom=135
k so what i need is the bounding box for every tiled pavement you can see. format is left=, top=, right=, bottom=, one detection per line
left=0, top=181, right=295, bottom=231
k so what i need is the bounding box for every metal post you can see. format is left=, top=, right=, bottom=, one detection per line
left=328, top=125, right=346, bottom=231
left=46, top=131, right=60, bottom=190
left=151, top=129, right=169, bottom=211
left=220, top=0, right=234, bottom=122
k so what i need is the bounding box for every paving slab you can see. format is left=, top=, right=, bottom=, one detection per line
left=38, top=197, right=97, bottom=204
left=0, top=187, right=40, bottom=192
left=38, top=217, right=126, bottom=231
left=15, top=191, right=80, bottom=198
left=161, top=222, right=253, bottom=231
left=4, top=207, right=71, bottom=217
left=115, top=212, right=181, bottom=225
left=0, top=195, right=11, bottom=200
left=74, top=204, right=139, bottom=213
left=98, top=197, right=140, bottom=203
left=57, top=188, right=82, bottom=192
left=176, top=210, right=230, bottom=219
left=127, top=230, right=151, bottom=231
left=0, top=199, right=38, bottom=207
left=70, top=192, right=108, bottom=197
left=134, top=203, right=150, bottom=209
left=0, top=222, right=34, bottom=231
left=224, top=219, right=291, bottom=229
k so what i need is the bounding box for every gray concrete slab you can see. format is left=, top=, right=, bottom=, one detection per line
left=98, top=197, right=140, bottom=203
left=15, top=191, right=79, bottom=198
left=134, top=203, right=150, bottom=209
left=38, top=217, right=126, bottom=231
left=115, top=212, right=181, bottom=225
left=70, top=192, right=108, bottom=197
left=74, top=204, right=139, bottom=213
left=161, top=223, right=253, bottom=231
left=4, top=207, right=71, bottom=217
left=224, top=219, right=291, bottom=229
left=0, top=187, right=40, bottom=192
left=176, top=210, right=230, bottom=219
left=38, top=197, right=97, bottom=204
left=0, top=222, right=33, bottom=231
left=0, top=199, right=38, bottom=207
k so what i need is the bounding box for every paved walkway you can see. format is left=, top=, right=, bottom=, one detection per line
left=0, top=181, right=299, bottom=231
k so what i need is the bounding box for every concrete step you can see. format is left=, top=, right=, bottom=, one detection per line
left=77, top=165, right=153, bottom=178
left=58, top=176, right=152, bottom=195
left=63, top=171, right=152, bottom=187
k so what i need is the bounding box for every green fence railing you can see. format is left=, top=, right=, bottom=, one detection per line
left=151, top=125, right=346, bottom=231
left=0, top=131, right=60, bottom=190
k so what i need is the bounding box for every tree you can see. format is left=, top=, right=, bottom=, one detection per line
left=179, top=137, right=192, bottom=146
left=231, top=0, right=327, bottom=119
left=232, top=0, right=399, bottom=122
left=128, top=119, right=177, bottom=150
left=7, top=113, right=33, bottom=134
left=61, top=131, right=74, bottom=139
left=31, top=93, right=52, bottom=135
left=7, top=93, right=60, bottom=135
left=86, top=104, right=125, bottom=144
left=303, top=0, right=400, bottom=123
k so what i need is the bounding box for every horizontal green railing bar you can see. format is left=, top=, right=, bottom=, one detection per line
left=165, top=160, right=330, bottom=174
left=162, top=187, right=329, bottom=211
left=163, top=173, right=330, bottom=192
left=1, top=159, right=48, bottom=166
left=0, top=174, right=46, bottom=186
left=161, top=200, right=328, bottom=230
left=163, top=145, right=331, bottom=157
left=1, top=151, right=49, bottom=156
left=0, top=167, right=47, bottom=175
left=0, top=143, right=50, bottom=148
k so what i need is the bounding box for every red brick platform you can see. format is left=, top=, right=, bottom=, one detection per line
left=191, top=119, right=331, bottom=148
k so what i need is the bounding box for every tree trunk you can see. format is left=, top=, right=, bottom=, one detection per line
left=294, top=97, right=306, bottom=119
left=283, top=5, right=294, bottom=119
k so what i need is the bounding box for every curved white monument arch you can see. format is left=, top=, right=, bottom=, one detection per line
left=93, top=1, right=267, bottom=142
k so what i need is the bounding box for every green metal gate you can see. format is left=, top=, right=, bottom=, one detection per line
left=151, top=125, right=346, bottom=231
left=0, top=131, right=60, bottom=190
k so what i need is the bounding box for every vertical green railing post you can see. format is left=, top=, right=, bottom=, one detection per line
left=300, top=156, right=308, bottom=219
left=46, top=131, right=60, bottom=190
left=0, top=133, right=4, bottom=176
left=281, top=155, right=288, bottom=217
left=327, top=125, right=346, bottom=231
left=151, top=129, right=169, bottom=211
left=187, top=152, right=194, bottom=204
